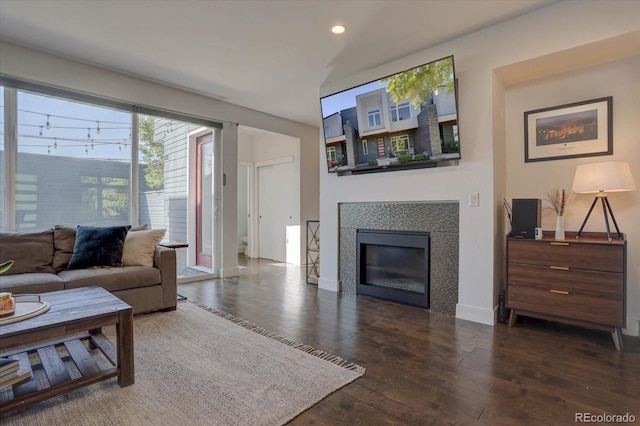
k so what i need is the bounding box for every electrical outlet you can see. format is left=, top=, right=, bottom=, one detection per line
left=469, top=192, right=480, bottom=207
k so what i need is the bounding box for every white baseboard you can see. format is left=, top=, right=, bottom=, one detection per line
left=622, top=319, right=639, bottom=337
left=219, top=266, right=239, bottom=278
left=456, top=303, right=496, bottom=326
left=318, top=277, right=340, bottom=292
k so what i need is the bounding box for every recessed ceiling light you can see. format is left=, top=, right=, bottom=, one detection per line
left=331, top=25, right=346, bottom=35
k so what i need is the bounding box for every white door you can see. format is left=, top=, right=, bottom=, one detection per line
left=258, top=160, right=294, bottom=262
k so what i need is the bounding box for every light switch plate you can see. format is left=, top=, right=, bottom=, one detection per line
left=469, top=192, right=480, bottom=207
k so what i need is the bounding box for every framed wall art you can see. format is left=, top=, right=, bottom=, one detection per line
left=524, top=96, right=612, bottom=162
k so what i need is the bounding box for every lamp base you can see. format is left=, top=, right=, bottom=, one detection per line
left=576, top=193, right=623, bottom=242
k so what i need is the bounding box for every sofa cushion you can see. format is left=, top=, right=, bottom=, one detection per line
left=53, top=225, right=77, bottom=272
left=59, top=266, right=161, bottom=292
left=67, top=225, right=131, bottom=270
left=0, top=230, right=54, bottom=275
left=122, top=228, right=166, bottom=267
left=0, top=273, right=64, bottom=294
left=53, top=224, right=148, bottom=272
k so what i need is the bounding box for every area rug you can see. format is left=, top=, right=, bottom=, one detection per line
left=1, top=301, right=365, bottom=425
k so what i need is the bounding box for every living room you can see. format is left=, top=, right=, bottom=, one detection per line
left=1, top=0, right=639, bottom=423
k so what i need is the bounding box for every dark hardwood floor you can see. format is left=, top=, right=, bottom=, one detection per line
left=177, top=256, right=640, bottom=425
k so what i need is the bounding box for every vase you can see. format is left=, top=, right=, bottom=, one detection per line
left=555, top=215, right=565, bottom=240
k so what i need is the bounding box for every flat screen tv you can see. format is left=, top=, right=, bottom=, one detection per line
left=321, top=55, right=460, bottom=176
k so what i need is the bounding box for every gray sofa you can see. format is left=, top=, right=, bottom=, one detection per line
left=0, top=226, right=177, bottom=314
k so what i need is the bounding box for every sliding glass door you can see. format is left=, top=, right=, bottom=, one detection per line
left=2, top=77, right=223, bottom=279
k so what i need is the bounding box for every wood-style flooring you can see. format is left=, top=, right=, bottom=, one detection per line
left=177, top=257, right=640, bottom=425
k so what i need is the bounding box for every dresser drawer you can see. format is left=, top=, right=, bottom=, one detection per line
left=507, top=263, right=623, bottom=299
left=507, top=285, right=623, bottom=326
left=508, top=240, right=623, bottom=273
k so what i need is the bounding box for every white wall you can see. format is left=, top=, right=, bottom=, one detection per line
left=0, top=41, right=319, bottom=276
left=319, top=0, right=640, bottom=329
left=238, top=132, right=255, bottom=162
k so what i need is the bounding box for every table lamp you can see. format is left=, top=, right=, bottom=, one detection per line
left=572, top=161, right=636, bottom=242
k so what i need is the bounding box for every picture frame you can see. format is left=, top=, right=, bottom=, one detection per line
left=524, top=96, right=612, bottom=163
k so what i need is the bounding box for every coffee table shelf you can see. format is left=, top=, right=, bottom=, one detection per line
left=0, top=287, right=133, bottom=415
left=0, top=332, right=118, bottom=413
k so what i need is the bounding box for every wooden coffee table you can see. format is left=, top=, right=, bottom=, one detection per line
left=0, top=286, right=133, bottom=414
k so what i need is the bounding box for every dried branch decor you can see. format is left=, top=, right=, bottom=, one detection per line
left=544, top=189, right=566, bottom=216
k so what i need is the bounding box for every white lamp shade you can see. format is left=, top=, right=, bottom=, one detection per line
left=572, top=161, right=637, bottom=194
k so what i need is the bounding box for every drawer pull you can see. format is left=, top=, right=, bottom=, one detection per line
left=550, top=242, right=570, bottom=246
left=550, top=266, right=570, bottom=271
left=549, top=289, right=569, bottom=295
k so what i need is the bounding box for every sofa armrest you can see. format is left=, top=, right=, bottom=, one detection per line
left=154, top=245, right=177, bottom=310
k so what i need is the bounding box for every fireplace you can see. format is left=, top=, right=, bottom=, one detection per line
left=339, top=202, right=458, bottom=315
left=356, top=229, right=430, bottom=309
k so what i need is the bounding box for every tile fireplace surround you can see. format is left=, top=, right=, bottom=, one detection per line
left=339, top=202, right=459, bottom=315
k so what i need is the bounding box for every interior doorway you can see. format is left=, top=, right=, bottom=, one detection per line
left=237, top=126, right=300, bottom=265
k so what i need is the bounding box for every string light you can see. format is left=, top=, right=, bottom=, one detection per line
left=20, top=109, right=130, bottom=125
left=8, top=109, right=196, bottom=155
left=16, top=122, right=131, bottom=131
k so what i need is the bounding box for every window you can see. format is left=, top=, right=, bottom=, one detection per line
left=362, top=139, right=368, bottom=155
left=323, top=126, right=330, bottom=138
left=390, top=135, right=409, bottom=152
left=368, top=109, right=381, bottom=127
left=326, top=146, right=337, bottom=162
left=2, top=78, right=225, bottom=280
left=391, top=102, right=411, bottom=122
left=16, top=91, right=133, bottom=229
left=1, top=78, right=221, bottom=238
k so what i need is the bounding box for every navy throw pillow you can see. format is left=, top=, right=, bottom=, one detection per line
left=66, top=225, right=131, bottom=270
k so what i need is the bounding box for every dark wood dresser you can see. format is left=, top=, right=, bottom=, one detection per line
left=506, top=231, right=626, bottom=350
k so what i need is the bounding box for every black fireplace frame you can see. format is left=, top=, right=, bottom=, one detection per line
left=356, top=229, right=430, bottom=309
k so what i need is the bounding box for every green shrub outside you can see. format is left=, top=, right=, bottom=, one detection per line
left=368, top=159, right=378, bottom=166
left=414, top=153, right=428, bottom=161
left=397, top=154, right=412, bottom=163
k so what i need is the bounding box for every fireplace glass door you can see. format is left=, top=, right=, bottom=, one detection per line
left=364, top=245, right=426, bottom=294
left=357, top=230, right=430, bottom=308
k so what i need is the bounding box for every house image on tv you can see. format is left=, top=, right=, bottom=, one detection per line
left=323, top=87, right=458, bottom=172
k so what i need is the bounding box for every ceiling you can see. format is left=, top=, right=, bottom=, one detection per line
left=0, top=0, right=557, bottom=127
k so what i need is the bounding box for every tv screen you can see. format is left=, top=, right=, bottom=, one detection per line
left=321, top=55, right=460, bottom=175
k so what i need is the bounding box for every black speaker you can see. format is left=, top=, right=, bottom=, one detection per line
left=511, top=198, right=541, bottom=239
